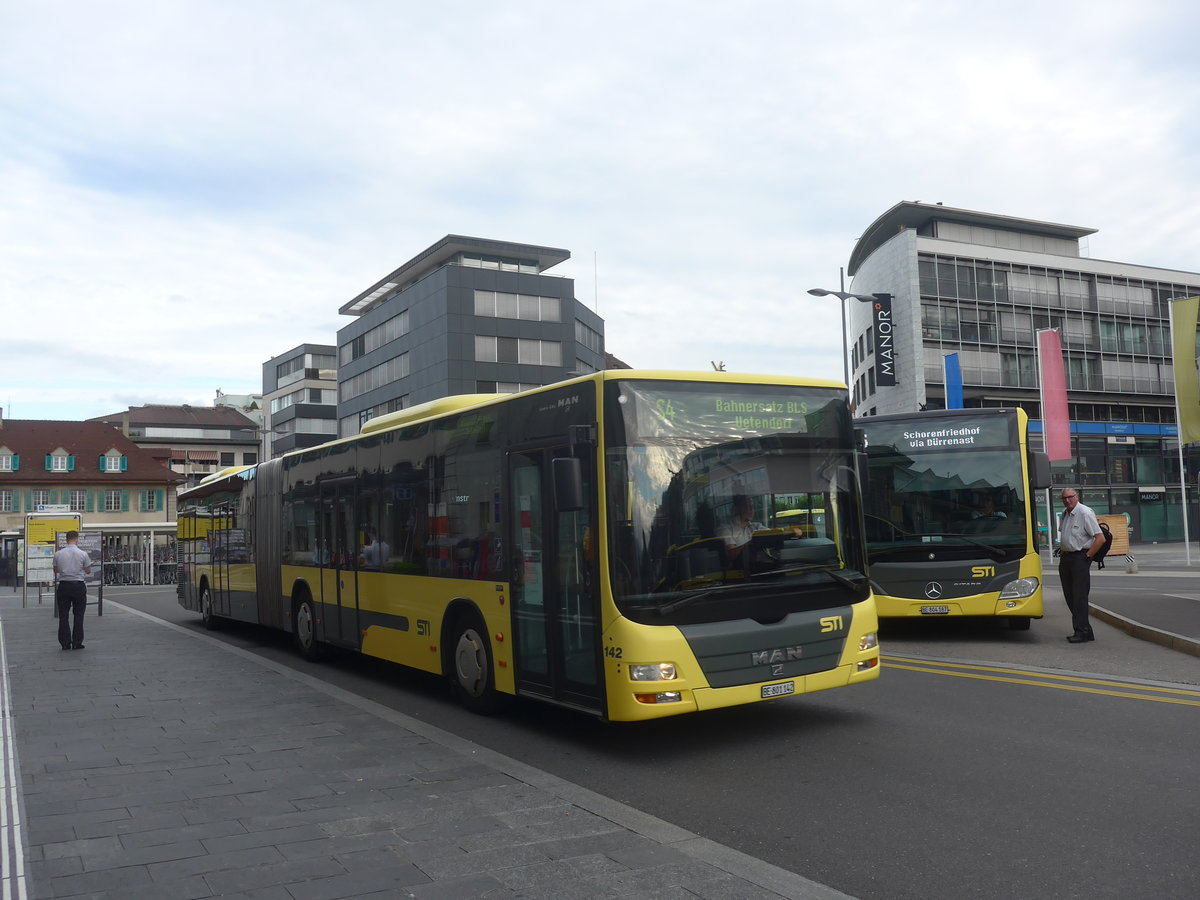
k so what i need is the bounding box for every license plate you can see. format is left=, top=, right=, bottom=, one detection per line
left=920, top=605, right=950, bottom=615
left=761, top=681, right=795, bottom=699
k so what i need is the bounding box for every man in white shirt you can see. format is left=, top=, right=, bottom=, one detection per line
left=53, top=530, right=93, bottom=650
left=1057, top=489, right=1105, bottom=643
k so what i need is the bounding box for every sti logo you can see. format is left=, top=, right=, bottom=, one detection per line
left=971, top=566, right=996, bottom=579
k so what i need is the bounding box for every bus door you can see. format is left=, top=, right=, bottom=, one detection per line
left=317, top=478, right=360, bottom=648
left=210, top=505, right=234, bottom=619
left=508, top=447, right=602, bottom=713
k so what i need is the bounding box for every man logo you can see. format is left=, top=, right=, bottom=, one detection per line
left=925, top=582, right=943, bottom=599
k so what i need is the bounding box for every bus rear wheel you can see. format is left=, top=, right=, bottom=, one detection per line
left=200, top=586, right=221, bottom=631
left=294, top=596, right=326, bottom=661
left=449, top=616, right=507, bottom=715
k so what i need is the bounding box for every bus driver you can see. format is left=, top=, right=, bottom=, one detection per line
left=722, top=494, right=764, bottom=561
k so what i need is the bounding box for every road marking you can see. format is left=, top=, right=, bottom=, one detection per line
left=882, top=655, right=1200, bottom=707
left=0, top=615, right=30, bottom=900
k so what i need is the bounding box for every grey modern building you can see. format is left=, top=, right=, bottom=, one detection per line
left=843, top=201, right=1200, bottom=542
left=262, top=344, right=338, bottom=458
left=336, top=235, right=605, bottom=436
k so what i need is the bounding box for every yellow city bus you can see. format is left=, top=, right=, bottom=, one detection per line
left=178, top=371, right=880, bottom=721
left=859, top=407, right=1051, bottom=629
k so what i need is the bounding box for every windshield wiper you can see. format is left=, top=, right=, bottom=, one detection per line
left=751, top=563, right=865, bottom=591
left=625, top=582, right=757, bottom=617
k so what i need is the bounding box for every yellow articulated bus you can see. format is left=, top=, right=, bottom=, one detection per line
left=858, top=407, right=1052, bottom=630
left=177, top=371, right=880, bottom=721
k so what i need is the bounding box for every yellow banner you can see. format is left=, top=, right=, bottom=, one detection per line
left=1170, top=296, right=1200, bottom=445
left=26, top=517, right=81, bottom=545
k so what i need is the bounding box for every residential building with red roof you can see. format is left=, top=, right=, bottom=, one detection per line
left=88, top=403, right=261, bottom=488
left=0, top=419, right=183, bottom=534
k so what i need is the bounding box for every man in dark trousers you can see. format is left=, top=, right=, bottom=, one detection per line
left=53, top=530, right=93, bottom=650
left=1056, top=489, right=1105, bottom=643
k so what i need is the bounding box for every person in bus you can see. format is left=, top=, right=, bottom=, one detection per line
left=972, top=495, right=1007, bottom=519
left=1057, top=488, right=1105, bottom=643
left=722, top=494, right=764, bottom=561
left=359, top=529, right=390, bottom=570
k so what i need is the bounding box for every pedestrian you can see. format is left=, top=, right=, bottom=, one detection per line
left=1057, top=489, right=1104, bottom=643
left=53, top=530, right=93, bottom=650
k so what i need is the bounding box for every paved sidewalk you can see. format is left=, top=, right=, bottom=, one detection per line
left=1070, top=542, right=1200, bottom=657
left=0, top=595, right=852, bottom=900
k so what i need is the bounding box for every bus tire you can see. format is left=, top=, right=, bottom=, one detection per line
left=449, top=614, right=507, bottom=715
left=199, top=585, right=221, bottom=631
left=294, top=595, right=326, bottom=662
left=1007, top=616, right=1031, bottom=631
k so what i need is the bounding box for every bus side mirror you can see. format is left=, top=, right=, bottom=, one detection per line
left=553, top=457, right=584, bottom=511
left=1029, top=451, right=1052, bottom=490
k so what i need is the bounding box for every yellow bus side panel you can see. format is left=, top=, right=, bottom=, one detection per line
left=283, top=567, right=518, bottom=696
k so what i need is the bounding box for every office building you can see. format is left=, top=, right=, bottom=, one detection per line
left=262, top=344, right=338, bottom=458
left=336, top=235, right=605, bottom=436
left=844, top=201, right=1200, bottom=541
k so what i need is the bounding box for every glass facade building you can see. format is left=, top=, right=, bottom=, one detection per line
left=844, top=202, right=1200, bottom=542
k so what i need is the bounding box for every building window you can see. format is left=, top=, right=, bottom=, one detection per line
left=103, top=454, right=123, bottom=473
left=243, top=452, right=258, bottom=465
left=474, top=290, right=561, bottom=323
left=340, top=353, right=411, bottom=402
left=0, top=490, right=12, bottom=512
left=32, top=490, right=50, bottom=507
left=474, top=336, right=562, bottom=366
left=476, top=381, right=542, bottom=394
left=575, top=320, right=602, bottom=353
left=0, top=454, right=12, bottom=472
left=340, top=311, right=410, bottom=364
left=105, top=490, right=122, bottom=512
left=69, top=490, right=87, bottom=512
left=51, top=455, right=69, bottom=471
left=220, top=452, right=235, bottom=467
left=140, top=490, right=158, bottom=512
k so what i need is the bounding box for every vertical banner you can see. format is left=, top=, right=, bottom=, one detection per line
left=872, top=293, right=896, bottom=387
left=1037, top=329, right=1071, bottom=461
left=943, top=352, right=963, bottom=409
left=1169, top=296, right=1200, bottom=445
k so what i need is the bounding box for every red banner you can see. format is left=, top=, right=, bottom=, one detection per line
left=1037, top=329, right=1071, bottom=461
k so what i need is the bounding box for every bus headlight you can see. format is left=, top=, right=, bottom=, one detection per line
left=859, top=632, right=878, bottom=652
left=629, top=663, right=677, bottom=681
left=998, top=577, right=1039, bottom=600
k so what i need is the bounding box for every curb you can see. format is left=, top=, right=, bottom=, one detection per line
left=1090, top=604, right=1200, bottom=658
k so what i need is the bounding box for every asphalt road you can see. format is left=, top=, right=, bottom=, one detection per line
left=109, top=586, right=1200, bottom=900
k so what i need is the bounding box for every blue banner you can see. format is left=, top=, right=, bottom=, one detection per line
left=943, top=352, right=963, bottom=409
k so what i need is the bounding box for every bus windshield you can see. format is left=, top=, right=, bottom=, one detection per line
left=861, top=412, right=1028, bottom=559
left=603, top=380, right=868, bottom=622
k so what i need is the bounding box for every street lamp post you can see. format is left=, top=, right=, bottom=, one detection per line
left=806, top=287, right=880, bottom=389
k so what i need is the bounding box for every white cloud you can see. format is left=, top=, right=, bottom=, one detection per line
left=3, top=0, right=1200, bottom=420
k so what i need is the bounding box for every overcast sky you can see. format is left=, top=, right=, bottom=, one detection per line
left=4, top=0, right=1199, bottom=421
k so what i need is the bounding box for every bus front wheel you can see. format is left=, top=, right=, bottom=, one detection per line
left=294, top=597, right=326, bottom=661
left=200, top=585, right=221, bottom=631
left=1007, top=616, right=1032, bottom=631
left=449, top=616, right=507, bottom=715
